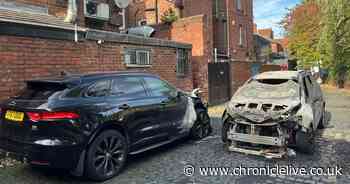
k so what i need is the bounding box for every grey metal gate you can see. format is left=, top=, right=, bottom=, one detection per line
left=208, top=62, right=230, bottom=105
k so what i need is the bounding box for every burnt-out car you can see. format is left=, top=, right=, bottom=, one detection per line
left=0, top=72, right=211, bottom=181
left=222, top=71, right=326, bottom=158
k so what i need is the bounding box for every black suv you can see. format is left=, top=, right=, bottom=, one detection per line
left=0, top=72, right=211, bottom=181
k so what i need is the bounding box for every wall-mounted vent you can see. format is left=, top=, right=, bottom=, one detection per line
left=84, top=0, right=110, bottom=20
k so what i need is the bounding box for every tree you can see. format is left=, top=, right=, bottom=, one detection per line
left=281, top=0, right=322, bottom=69
left=318, top=0, right=350, bottom=88
left=161, top=8, right=178, bottom=24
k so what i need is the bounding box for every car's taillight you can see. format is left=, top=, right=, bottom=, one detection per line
left=27, top=112, right=80, bottom=122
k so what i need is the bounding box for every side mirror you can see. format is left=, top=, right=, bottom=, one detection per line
left=191, top=88, right=202, bottom=97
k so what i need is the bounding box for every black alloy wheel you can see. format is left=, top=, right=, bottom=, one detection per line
left=191, top=111, right=211, bottom=140
left=296, top=128, right=315, bottom=154
left=318, top=106, right=326, bottom=129
left=86, top=130, right=127, bottom=181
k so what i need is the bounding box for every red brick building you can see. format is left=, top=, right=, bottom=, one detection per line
left=127, top=0, right=255, bottom=103
left=0, top=0, right=279, bottom=104
left=258, top=28, right=274, bottom=40
left=0, top=0, right=193, bottom=100
left=256, top=28, right=288, bottom=69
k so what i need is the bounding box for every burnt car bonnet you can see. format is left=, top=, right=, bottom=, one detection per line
left=227, top=80, right=301, bottom=123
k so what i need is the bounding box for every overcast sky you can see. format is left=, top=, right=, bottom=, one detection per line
left=253, top=0, right=301, bottom=38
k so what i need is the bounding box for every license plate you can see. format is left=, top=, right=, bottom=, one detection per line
left=5, top=110, right=24, bottom=122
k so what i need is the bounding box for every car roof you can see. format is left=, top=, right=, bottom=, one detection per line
left=27, top=71, right=158, bottom=84
left=254, top=71, right=302, bottom=80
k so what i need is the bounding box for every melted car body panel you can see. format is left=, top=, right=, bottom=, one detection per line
left=223, top=71, right=325, bottom=158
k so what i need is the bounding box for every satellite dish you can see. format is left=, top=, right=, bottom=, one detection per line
left=114, top=0, right=130, bottom=9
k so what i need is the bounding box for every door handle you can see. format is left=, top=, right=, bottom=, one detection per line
left=119, top=104, right=130, bottom=110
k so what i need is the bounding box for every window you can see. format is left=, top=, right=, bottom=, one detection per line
left=236, top=0, right=242, bottom=11
left=144, top=77, right=177, bottom=97
left=86, top=80, right=111, bottom=97
left=177, top=49, right=189, bottom=75
left=111, top=77, right=147, bottom=99
left=16, top=82, right=67, bottom=100
left=303, top=77, right=313, bottom=101
left=124, top=48, right=151, bottom=67
left=0, top=1, right=48, bottom=14
left=306, top=76, right=314, bottom=86
left=239, top=25, right=244, bottom=46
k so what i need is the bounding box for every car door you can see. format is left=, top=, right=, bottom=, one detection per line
left=143, top=77, right=188, bottom=138
left=307, top=75, right=324, bottom=128
left=303, top=75, right=321, bottom=130
left=107, top=76, right=168, bottom=151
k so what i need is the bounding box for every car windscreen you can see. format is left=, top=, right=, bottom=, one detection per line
left=236, top=79, right=300, bottom=99
left=14, top=82, right=68, bottom=100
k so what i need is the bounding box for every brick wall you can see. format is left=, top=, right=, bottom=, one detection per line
left=230, top=61, right=252, bottom=95
left=151, top=23, right=171, bottom=39
left=10, top=0, right=47, bottom=7
left=8, top=0, right=123, bottom=32
left=261, top=64, right=281, bottom=73
left=128, top=0, right=180, bottom=27
left=258, top=28, right=274, bottom=40
left=0, top=35, right=193, bottom=101
left=271, top=42, right=284, bottom=53
left=228, top=0, right=254, bottom=61
left=170, top=15, right=209, bottom=101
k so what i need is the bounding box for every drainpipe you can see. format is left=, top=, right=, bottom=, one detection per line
left=155, top=0, right=159, bottom=24
left=226, top=0, right=230, bottom=58
left=214, top=48, right=218, bottom=63
left=65, top=0, right=78, bottom=42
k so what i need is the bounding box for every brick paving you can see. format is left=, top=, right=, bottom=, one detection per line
left=0, top=90, right=349, bottom=184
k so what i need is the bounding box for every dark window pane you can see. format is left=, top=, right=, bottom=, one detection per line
left=86, top=80, right=110, bottom=97
left=177, top=49, right=188, bottom=75
left=144, top=77, right=176, bottom=97
left=111, top=77, right=147, bottom=99
left=16, top=82, right=66, bottom=100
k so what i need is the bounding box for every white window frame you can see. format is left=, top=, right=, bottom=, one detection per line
left=136, top=50, right=151, bottom=65
left=239, top=25, right=243, bottom=46
left=124, top=48, right=152, bottom=67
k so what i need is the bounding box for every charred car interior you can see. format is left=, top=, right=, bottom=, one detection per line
left=222, top=71, right=326, bottom=158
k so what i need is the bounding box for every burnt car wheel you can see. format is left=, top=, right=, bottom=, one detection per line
left=191, top=111, right=211, bottom=140
left=85, top=130, right=127, bottom=181
left=296, top=129, right=315, bottom=154
left=222, top=118, right=236, bottom=151
left=318, top=106, right=326, bottom=129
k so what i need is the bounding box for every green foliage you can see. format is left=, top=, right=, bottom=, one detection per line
left=318, top=0, right=350, bottom=87
left=283, top=0, right=350, bottom=87
left=281, top=0, right=322, bottom=69
left=160, top=8, right=178, bottom=24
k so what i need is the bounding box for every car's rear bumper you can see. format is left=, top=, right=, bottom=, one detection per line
left=0, top=138, right=85, bottom=169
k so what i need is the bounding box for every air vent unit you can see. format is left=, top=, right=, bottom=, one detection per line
left=84, top=0, right=110, bottom=20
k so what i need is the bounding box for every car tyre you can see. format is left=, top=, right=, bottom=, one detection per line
left=222, top=119, right=237, bottom=151
left=85, top=130, right=127, bottom=181
left=296, top=129, right=315, bottom=154
left=190, top=111, right=211, bottom=140
left=318, top=106, right=326, bottom=129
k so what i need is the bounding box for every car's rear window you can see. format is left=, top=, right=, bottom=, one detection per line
left=15, top=82, right=67, bottom=100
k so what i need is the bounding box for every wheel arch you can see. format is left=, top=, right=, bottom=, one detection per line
left=72, top=122, right=129, bottom=177
left=88, top=122, right=130, bottom=147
